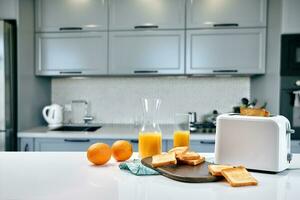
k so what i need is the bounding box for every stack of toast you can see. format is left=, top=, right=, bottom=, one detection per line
left=152, top=146, right=205, bottom=168
left=150, top=146, right=258, bottom=187
left=208, top=165, right=258, bottom=187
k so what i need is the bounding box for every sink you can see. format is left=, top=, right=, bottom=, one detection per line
left=51, top=125, right=101, bottom=132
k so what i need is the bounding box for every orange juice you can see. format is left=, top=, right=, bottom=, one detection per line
left=173, top=130, right=190, bottom=147
left=138, top=132, right=162, bottom=159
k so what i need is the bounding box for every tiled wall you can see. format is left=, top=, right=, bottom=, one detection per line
left=52, top=77, right=250, bottom=124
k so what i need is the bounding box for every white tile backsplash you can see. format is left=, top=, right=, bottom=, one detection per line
left=52, top=77, right=250, bottom=124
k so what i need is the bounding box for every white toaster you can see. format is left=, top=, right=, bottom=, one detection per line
left=215, top=114, right=295, bottom=172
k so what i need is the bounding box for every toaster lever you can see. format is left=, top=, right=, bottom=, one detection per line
left=287, top=129, right=295, bottom=134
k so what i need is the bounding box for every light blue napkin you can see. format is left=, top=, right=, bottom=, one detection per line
left=119, top=159, right=160, bottom=176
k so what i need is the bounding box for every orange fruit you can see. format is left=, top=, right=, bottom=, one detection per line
left=111, top=140, right=133, bottom=162
left=87, top=143, right=112, bottom=165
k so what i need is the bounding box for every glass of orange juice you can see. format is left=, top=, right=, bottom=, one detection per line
left=173, top=113, right=190, bottom=148
left=138, top=98, right=162, bottom=159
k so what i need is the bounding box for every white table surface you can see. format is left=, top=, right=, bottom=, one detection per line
left=0, top=152, right=300, bottom=200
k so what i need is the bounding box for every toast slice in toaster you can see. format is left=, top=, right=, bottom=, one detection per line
left=177, top=152, right=200, bottom=160
left=168, top=146, right=189, bottom=157
left=240, top=107, right=270, bottom=117
left=152, top=152, right=177, bottom=168
left=178, top=156, right=205, bottom=166
left=208, top=165, right=234, bottom=176
left=221, top=166, right=258, bottom=187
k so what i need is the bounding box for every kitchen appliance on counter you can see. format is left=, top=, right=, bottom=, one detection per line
left=189, top=110, right=219, bottom=133
left=215, top=114, right=294, bottom=172
left=280, top=34, right=300, bottom=140
left=281, top=34, right=300, bottom=76
left=42, top=104, right=63, bottom=128
left=0, top=20, right=17, bottom=151
left=280, top=77, right=300, bottom=140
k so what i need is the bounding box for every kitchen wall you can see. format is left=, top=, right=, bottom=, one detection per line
left=52, top=77, right=250, bottom=124
left=52, top=77, right=250, bottom=123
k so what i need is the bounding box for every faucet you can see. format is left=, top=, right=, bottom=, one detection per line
left=71, top=100, right=94, bottom=124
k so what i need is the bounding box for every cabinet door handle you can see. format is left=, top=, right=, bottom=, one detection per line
left=59, top=71, right=83, bottom=75
left=130, top=140, right=138, bottom=144
left=24, top=144, right=29, bottom=152
left=64, top=139, right=91, bottom=143
left=200, top=141, right=215, bottom=145
left=134, top=25, right=159, bottom=29
left=213, top=23, right=239, bottom=27
left=134, top=70, right=158, bottom=74
left=59, top=27, right=83, bottom=31
left=213, top=70, right=238, bottom=73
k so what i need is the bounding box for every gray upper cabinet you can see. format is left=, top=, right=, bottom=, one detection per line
left=186, top=0, right=267, bottom=28
left=109, top=30, right=185, bottom=75
left=109, top=0, right=185, bottom=30
left=0, top=0, right=18, bottom=19
left=36, top=32, right=108, bottom=76
left=35, top=0, right=108, bottom=32
left=186, top=28, right=266, bottom=75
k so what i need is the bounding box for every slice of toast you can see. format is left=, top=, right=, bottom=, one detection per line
left=178, top=152, right=200, bottom=160
left=208, top=165, right=234, bottom=176
left=221, top=166, right=258, bottom=187
left=168, top=146, right=189, bottom=157
left=178, top=156, right=205, bottom=166
left=152, top=152, right=177, bottom=168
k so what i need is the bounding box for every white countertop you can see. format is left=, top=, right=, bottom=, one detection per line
left=17, top=124, right=215, bottom=141
left=0, top=152, right=300, bottom=200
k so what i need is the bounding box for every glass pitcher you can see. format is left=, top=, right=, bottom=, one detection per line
left=138, top=98, right=162, bottom=159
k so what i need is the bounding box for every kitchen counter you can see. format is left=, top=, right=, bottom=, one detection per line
left=17, top=124, right=215, bottom=141
left=0, top=152, right=300, bottom=200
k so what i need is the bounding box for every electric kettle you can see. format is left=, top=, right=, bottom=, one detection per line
left=42, top=104, right=63, bottom=128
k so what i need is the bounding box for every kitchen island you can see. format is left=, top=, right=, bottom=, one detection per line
left=1, top=152, right=299, bottom=200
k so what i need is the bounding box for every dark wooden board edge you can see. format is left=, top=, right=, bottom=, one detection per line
left=141, top=157, right=222, bottom=183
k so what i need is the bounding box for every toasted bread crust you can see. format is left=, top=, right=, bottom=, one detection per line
left=221, top=166, right=258, bottom=187
left=208, top=165, right=234, bottom=176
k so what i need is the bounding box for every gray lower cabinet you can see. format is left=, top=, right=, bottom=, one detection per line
left=34, top=138, right=115, bottom=152
left=20, top=138, right=168, bottom=152
left=109, top=30, right=185, bottom=75
left=292, top=140, right=300, bottom=153
left=186, top=28, right=266, bottom=75
left=36, top=32, right=108, bottom=76
left=166, top=140, right=215, bottom=153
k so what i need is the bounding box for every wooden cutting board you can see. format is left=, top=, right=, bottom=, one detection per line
left=141, top=157, right=222, bottom=183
